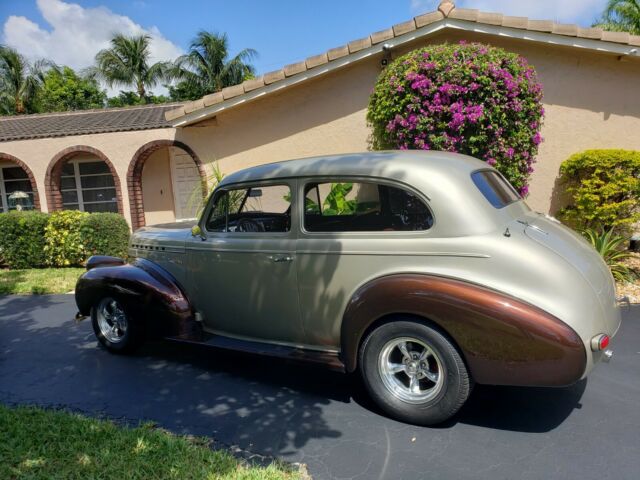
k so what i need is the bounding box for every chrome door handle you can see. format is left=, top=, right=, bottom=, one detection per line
left=270, top=255, right=293, bottom=263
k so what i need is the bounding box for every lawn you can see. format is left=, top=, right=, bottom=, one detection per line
left=0, top=268, right=84, bottom=294
left=0, top=405, right=299, bottom=480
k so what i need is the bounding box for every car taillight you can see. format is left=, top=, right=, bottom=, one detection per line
left=590, top=334, right=610, bottom=352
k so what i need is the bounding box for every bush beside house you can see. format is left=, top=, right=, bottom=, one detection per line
left=558, top=149, right=640, bottom=235
left=0, top=211, right=130, bottom=269
left=367, top=42, right=545, bottom=195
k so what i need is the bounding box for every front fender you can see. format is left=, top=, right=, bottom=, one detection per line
left=75, top=257, right=201, bottom=341
left=341, top=274, right=586, bottom=387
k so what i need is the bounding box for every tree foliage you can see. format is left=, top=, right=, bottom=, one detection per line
left=169, top=31, right=256, bottom=101
left=367, top=42, right=545, bottom=195
left=0, top=45, right=51, bottom=115
left=36, top=66, right=106, bottom=112
left=594, top=0, right=640, bottom=34
left=92, top=34, right=172, bottom=100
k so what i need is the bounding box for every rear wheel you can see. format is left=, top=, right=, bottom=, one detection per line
left=91, top=296, right=143, bottom=353
left=359, top=320, right=471, bottom=425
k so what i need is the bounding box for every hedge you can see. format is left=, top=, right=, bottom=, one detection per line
left=0, top=211, right=49, bottom=269
left=0, top=210, right=130, bottom=269
left=558, top=149, right=640, bottom=235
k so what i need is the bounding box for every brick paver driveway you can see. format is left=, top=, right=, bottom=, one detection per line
left=1, top=294, right=638, bottom=480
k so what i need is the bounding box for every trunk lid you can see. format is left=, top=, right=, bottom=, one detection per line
left=519, top=212, right=619, bottom=334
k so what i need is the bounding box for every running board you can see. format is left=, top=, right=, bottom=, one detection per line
left=167, top=333, right=345, bottom=372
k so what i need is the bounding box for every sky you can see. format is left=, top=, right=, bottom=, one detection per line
left=0, top=0, right=609, bottom=95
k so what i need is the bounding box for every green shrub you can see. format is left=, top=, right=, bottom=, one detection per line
left=584, top=228, right=636, bottom=282
left=0, top=211, right=49, bottom=268
left=80, top=212, right=130, bottom=258
left=44, top=210, right=87, bottom=267
left=367, top=42, right=545, bottom=195
left=558, top=150, right=640, bottom=234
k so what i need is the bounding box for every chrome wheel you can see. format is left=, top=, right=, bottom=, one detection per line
left=378, top=337, right=445, bottom=404
left=96, top=297, right=128, bottom=344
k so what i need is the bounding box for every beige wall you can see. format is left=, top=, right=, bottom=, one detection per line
left=177, top=31, right=640, bottom=214
left=0, top=128, right=176, bottom=223
left=141, top=148, right=176, bottom=225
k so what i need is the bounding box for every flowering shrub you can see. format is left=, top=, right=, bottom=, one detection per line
left=367, top=42, right=545, bottom=194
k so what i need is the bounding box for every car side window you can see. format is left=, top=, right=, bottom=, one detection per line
left=206, top=184, right=291, bottom=233
left=304, top=181, right=433, bottom=232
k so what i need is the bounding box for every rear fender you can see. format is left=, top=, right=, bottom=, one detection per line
left=75, top=257, right=201, bottom=341
left=341, top=274, right=586, bottom=387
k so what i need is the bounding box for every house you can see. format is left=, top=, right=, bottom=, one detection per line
left=1, top=0, right=639, bottom=229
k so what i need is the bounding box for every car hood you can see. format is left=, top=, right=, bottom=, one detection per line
left=519, top=211, right=619, bottom=334
left=130, top=220, right=196, bottom=253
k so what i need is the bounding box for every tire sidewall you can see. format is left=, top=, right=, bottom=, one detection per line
left=360, top=320, right=469, bottom=425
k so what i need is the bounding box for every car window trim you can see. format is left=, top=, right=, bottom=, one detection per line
left=298, top=176, right=435, bottom=236
left=470, top=168, right=521, bottom=210
left=201, top=180, right=296, bottom=237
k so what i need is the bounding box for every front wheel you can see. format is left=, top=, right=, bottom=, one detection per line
left=359, top=320, right=471, bottom=425
left=91, top=296, right=143, bottom=353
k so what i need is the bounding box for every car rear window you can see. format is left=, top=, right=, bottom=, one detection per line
left=471, top=171, right=521, bottom=209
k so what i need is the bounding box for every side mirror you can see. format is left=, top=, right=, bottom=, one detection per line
left=191, top=225, right=206, bottom=240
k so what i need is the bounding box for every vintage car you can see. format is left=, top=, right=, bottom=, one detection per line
left=75, top=151, right=621, bottom=425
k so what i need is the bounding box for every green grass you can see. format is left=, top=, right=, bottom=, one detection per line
left=0, top=268, right=84, bottom=294
left=0, top=405, right=299, bottom=480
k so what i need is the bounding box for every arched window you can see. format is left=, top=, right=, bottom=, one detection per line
left=0, top=154, right=39, bottom=212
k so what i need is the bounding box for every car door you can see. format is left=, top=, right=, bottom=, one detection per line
left=186, top=180, right=304, bottom=344
left=296, top=178, right=435, bottom=350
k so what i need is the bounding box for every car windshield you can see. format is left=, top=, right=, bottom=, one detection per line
left=471, top=170, right=521, bottom=209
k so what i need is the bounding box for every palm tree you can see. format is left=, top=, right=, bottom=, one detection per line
left=0, top=45, right=51, bottom=114
left=594, top=0, right=640, bottom=34
left=171, top=31, right=257, bottom=100
left=93, top=34, right=172, bottom=100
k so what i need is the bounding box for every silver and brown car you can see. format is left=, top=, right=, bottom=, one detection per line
left=75, top=151, right=622, bottom=425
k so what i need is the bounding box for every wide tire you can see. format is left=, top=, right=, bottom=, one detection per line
left=91, top=296, right=143, bottom=354
left=359, top=319, right=471, bottom=426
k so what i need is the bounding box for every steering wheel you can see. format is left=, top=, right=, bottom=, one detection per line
left=236, top=218, right=264, bottom=232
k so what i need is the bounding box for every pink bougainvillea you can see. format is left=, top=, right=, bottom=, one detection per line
left=367, top=42, right=545, bottom=195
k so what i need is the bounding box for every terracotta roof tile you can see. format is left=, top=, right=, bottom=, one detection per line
left=203, top=91, right=224, bottom=106
left=263, top=69, right=285, bottom=84
left=348, top=36, right=372, bottom=53
left=221, top=84, right=245, bottom=99
left=602, top=31, right=631, bottom=44
left=501, top=16, right=529, bottom=29
left=477, top=12, right=504, bottom=26
left=630, top=35, right=640, bottom=47
left=184, top=99, right=205, bottom=114
left=370, top=28, right=394, bottom=45
left=414, top=11, right=444, bottom=28
left=306, top=53, right=329, bottom=69
left=527, top=20, right=555, bottom=33
left=0, top=103, right=181, bottom=143
left=392, top=19, right=417, bottom=36
left=242, top=76, right=265, bottom=92
left=327, top=45, right=350, bottom=60
left=553, top=23, right=579, bottom=37
left=449, top=8, right=480, bottom=22
left=577, top=27, right=604, bottom=40
left=283, top=61, right=308, bottom=77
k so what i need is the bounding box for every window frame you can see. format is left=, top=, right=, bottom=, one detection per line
left=470, top=169, right=521, bottom=210
left=298, top=176, right=435, bottom=237
left=0, top=162, right=35, bottom=213
left=60, top=157, right=118, bottom=213
left=201, top=179, right=296, bottom=237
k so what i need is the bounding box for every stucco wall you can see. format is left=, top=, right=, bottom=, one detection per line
left=177, top=31, right=640, bottom=214
left=0, top=128, right=176, bottom=222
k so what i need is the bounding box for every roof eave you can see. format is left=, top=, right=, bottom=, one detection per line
left=169, top=18, right=640, bottom=128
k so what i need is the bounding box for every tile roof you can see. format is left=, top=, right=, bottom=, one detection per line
left=165, top=0, right=640, bottom=125
left=0, top=103, right=182, bottom=143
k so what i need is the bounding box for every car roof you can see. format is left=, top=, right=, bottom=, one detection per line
left=219, top=151, right=486, bottom=188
